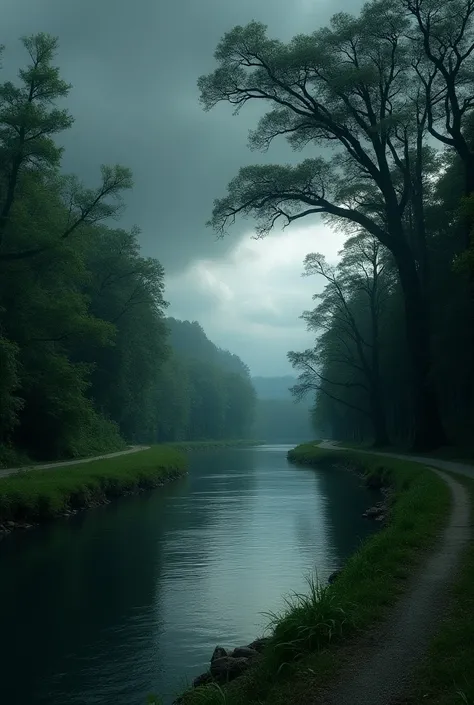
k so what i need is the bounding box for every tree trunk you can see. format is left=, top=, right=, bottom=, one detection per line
left=394, top=246, right=447, bottom=451
left=464, top=153, right=474, bottom=206
left=369, top=269, right=389, bottom=448
left=370, top=390, right=389, bottom=448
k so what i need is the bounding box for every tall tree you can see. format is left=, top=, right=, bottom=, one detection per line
left=0, top=34, right=132, bottom=263
left=199, top=3, right=449, bottom=449
left=289, top=233, right=393, bottom=446
left=403, top=0, right=474, bottom=197
left=0, top=33, right=257, bottom=462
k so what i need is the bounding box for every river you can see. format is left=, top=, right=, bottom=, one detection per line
left=0, top=444, right=377, bottom=705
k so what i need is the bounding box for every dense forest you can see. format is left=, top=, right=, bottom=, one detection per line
left=252, top=376, right=315, bottom=442
left=0, top=34, right=256, bottom=464
left=199, top=0, right=474, bottom=450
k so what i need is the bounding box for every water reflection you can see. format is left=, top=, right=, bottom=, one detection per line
left=0, top=445, right=375, bottom=705
left=315, top=465, right=377, bottom=563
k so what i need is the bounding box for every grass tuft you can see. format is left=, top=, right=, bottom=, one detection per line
left=263, top=576, right=354, bottom=671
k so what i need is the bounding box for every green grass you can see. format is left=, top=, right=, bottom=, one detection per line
left=177, top=444, right=451, bottom=705
left=0, top=445, right=187, bottom=524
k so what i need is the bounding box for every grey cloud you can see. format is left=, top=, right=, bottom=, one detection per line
left=2, top=0, right=363, bottom=271
left=2, top=0, right=363, bottom=372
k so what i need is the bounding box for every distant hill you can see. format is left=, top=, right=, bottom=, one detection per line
left=166, top=317, right=251, bottom=378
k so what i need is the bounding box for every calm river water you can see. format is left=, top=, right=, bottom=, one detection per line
left=0, top=444, right=377, bottom=705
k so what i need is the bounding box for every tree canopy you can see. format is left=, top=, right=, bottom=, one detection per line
left=199, top=0, right=474, bottom=449
left=0, top=34, right=256, bottom=464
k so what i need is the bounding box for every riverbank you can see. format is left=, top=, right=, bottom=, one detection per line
left=0, top=445, right=187, bottom=534
left=0, top=439, right=264, bottom=474
left=173, top=443, right=454, bottom=705
left=326, top=441, right=474, bottom=704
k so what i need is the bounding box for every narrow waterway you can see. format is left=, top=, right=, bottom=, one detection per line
left=0, top=445, right=377, bottom=705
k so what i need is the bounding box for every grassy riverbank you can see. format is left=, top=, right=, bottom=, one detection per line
left=0, top=446, right=187, bottom=526
left=175, top=443, right=451, bottom=705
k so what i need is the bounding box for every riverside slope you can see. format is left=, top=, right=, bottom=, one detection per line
left=0, top=445, right=150, bottom=479
left=314, top=441, right=472, bottom=705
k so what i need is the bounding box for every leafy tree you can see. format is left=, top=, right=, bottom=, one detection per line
left=295, top=140, right=474, bottom=447
left=153, top=354, right=191, bottom=443
left=403, top=0, right=474, bottom=198
left=223, top=371, right=256, bottom=438
left=0, top=36, right=160, bottom=459
left=163, top=318, right=256, bottom=441
left=79, top=225, right=169, bottom=442
left=0, top=34, right=72, bottom=242
left=0, top=34, right=132, bottom=263
left=198, top=2, right=459, bottom=448
left=0, top=33, right=264, bottom=462
left=289, top=234, right=393, bottom=446
left=0, top=336, right=22, bottom=442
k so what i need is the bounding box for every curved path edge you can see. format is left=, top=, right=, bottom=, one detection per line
left=313, top=441, right=472, bottom=705
left=0, top=445, right=151, bottom=479
left=319, top=439, right=474, bottom=480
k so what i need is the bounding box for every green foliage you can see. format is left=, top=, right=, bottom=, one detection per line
left=0, top=444, right=31, bottom=470
left=0, top=336, right=22, bottom=441
left=186, top=684, right=229, bottom=705
left=289, top=235, right=395, bottom=446
left=200, top=0, right=474, bottom=449
left=146, top=696, right=164, bottom=705
left=264, top=577, right=353, bottom=671
left=295, top=137, right=474, bottom=447
left=0, top=33, right=73, bottom=179
left=0, top=35, right=255, bottom=461
left=0, top=446, right=187, bottom=523
left=159, top=319, right=257, bottom=443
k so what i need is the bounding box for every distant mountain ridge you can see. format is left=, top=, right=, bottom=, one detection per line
left=166, top=317, right=251, bottom=378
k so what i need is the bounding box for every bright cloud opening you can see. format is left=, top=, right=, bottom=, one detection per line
left=166, top=221, right=347, bottom=375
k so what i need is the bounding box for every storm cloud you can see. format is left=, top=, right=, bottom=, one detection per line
left=2, top=0, right=364, bottom=374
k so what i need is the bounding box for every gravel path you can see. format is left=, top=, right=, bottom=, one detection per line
left=319, top=440, right=474, bottom=480
left=0, top=445, right=150, bottom=479
left=313, top=441, right=472, bottom=705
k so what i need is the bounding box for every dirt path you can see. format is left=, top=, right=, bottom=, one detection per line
left=319, top=439, right=474, bottom=480
left=313, top=441, right=472, bottom=705
left=0, top=445, right=150, bottom=480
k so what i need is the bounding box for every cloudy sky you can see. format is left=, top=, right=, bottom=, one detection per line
left=2, top=0, right=363, bottom=375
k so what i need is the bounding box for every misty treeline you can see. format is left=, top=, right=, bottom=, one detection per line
left=0, top=34, right=255, bottom=463
left=200, top=0, right=474, bottom=450
left=251, top=376, right=314, bottom=442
